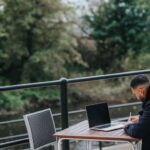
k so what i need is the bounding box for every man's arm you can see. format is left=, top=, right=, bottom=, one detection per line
left=124, top=122, right=150, bottom=139
left=124, top=106, right=150, bottom=139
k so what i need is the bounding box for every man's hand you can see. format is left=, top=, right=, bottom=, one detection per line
left=123, top=116, right=138, bottom=128
left=128, top=116, right=139, bottom=123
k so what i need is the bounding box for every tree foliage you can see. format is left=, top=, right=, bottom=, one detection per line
left=0, top=0, right=85, bottom=84
left=84, top=0, right=149, bottom=71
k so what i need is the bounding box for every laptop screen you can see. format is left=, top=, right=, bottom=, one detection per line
left=86, top=103, right=111, bottom=128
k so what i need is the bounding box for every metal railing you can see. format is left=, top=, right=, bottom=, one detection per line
left=0, top=69, right=150, bottom=150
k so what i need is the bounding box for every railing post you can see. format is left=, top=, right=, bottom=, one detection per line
left=99, top=142, right=102, bottom=150
left=60, top=77, right=69, bottom=150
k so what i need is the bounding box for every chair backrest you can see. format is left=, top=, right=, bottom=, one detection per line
left=24, top=108, right=56, bottom=150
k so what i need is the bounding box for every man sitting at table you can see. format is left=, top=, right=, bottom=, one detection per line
left=124, top=75, right=150, bottom=150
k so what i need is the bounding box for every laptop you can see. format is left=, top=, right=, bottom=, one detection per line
left=86, top=102, right=124, bottom=131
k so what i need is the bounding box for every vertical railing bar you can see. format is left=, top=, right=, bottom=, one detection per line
left=60, top=77, right=69, bottom=150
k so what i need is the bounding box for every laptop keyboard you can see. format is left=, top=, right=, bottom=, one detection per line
left=96, top=123, right=116, bottom=129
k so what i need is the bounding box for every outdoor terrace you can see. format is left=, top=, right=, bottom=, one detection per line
left=0, top=69, right=149, bottom=150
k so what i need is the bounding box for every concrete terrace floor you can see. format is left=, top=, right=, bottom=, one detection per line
left=72, top=141, right=134, bottom=150
left=24, top=144, right=131, bottom=150
left=101, top=143, right=131, bottom=150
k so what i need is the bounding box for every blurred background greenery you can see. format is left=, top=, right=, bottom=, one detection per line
left=0, top=0, right=150, bottom=113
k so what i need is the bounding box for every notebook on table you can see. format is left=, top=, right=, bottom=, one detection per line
left=86, top=102, right=124, bottom=131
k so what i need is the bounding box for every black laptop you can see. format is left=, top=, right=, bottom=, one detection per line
left=86, top=103, right=124, bottom=131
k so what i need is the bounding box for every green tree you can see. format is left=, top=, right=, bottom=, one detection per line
left=121, top=51, right=150, bottom=71
left=84, top=0, right=149, bottom=71
left=0, top=0, right=85, bottom=84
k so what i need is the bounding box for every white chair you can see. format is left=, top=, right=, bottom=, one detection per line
left=23, top=108, right=57, bottom=150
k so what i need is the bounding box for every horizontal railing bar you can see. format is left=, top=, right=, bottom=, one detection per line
left=0, top=134, right=27, bottom=141
left=0, top=138, right=29, bottom=148
left=0, top=112, right=62, bottom=125
left=0, top=102, right=141, bottom=125
left=67, top=69, right=150, bottom=83
left=109, top=101, right=142, bottom=109
left=0, top=127, right=62, bottom=142
left=0, top=80, right=61, bottom=91
left=0, top=119, right=24, bottom=125
left=0, top=114, right=61, bottom=125
left=0, top=70, right=150, bottom=91
left=64, top=101, right=142, bottom=115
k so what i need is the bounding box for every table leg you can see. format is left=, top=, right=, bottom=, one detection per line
left=86, top=141, right=92, bottom=150
left=137, top=141, right=142, bottom=150
left=131, top=142, right=141, bottom=150
left=131, top=143, right=137, bottom=150
left=58, top=139, right=63, bottom=150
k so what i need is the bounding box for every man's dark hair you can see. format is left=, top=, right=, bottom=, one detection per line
left=130, top=75, right=150, bottom=89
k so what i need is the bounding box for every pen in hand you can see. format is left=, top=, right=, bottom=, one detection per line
left=130, top=112, right=132, bottom=117
left=128, top=112, right=132, bottom=123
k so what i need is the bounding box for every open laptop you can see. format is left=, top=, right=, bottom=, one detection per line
left=86, top=102, right=124, bottom=131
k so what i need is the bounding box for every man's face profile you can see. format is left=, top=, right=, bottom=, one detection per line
left=131, top=85, right=147, bottom=101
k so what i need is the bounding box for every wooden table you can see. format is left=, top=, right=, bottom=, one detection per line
left=54, top=120, right=141, bottom=150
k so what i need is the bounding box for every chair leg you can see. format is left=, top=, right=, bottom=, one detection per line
left=54, top=142, right=58, bottom=150
left=137, top=141, right=142, bottom=150
left=58, top=139, right=63, bottom=150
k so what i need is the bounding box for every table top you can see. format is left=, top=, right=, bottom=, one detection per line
left=54, top=120, right=139, bottom=143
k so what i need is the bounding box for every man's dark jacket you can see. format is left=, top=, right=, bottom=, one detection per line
left=124, top=86, right=150, bottom=150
